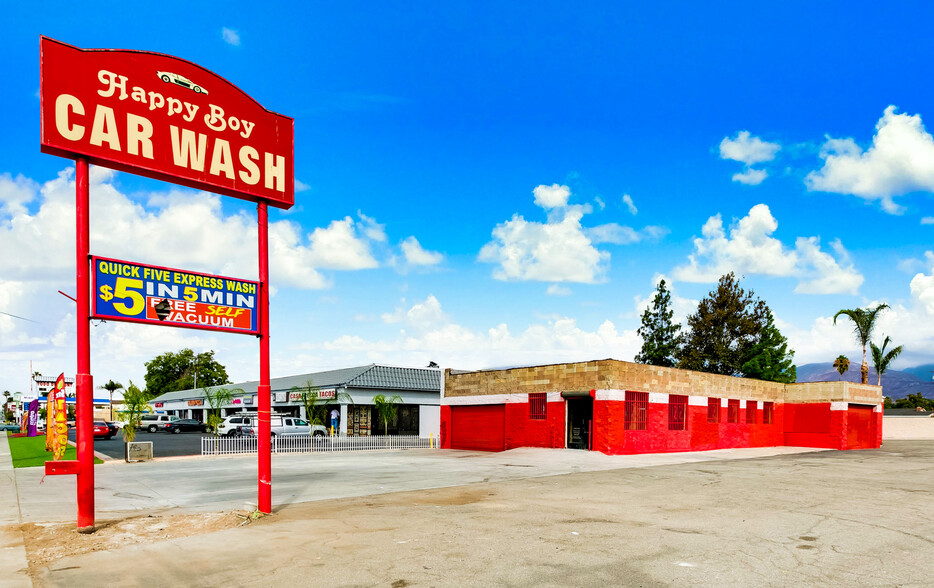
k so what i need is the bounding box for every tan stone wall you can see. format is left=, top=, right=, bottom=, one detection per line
left=445, top=359, right=882, bottom=404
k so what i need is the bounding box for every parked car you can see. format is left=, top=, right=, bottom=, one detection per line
left=93, top=420, right=116, bottom=440
left=0, top=423, right=21, bottom=432
left=228, top=414, right=325, bottom=437
left=164, top=419, right=208, bottom=434
left=139, top=414, right=179, bottom=433
left=108, top=421, right=127, bottom=430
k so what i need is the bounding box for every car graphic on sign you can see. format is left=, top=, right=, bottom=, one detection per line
left=155, top=71, right=208, bottom=95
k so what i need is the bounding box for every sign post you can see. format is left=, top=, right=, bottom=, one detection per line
left=40, top=37, right=294, bottom=530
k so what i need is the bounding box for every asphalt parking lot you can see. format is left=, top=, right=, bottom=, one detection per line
left=9, top=440, right=934, bottom=587
left=69, top=429, right=204, bottom=458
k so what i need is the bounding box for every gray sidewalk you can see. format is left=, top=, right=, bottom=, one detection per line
left=0, top=435, right=30, bottom=588
left=12, top=444, right=824, bottom=524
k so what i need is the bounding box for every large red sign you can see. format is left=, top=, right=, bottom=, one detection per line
left=40, top=36, right=294, bottom=209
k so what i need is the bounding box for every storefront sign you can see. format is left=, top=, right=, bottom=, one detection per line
left=188, top=399, right=204, bottom=406
left=40, top=37, right=294, bottom=208
left=287, top=388, right=335, bottom=402
left=153, top=402, right=164, bottom=408
left=232, top=398, right=242, bottom=405
left=91, top=256, right=259, bottom=335
left=244, top=396, right=254, bottom=406
left=274, top=392, right=286, bottom=403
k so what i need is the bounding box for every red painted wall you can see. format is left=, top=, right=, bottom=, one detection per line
left=440, top=395, right=879, bottom=454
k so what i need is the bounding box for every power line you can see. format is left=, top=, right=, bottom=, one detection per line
left=0, top=310, right=38, bottom=323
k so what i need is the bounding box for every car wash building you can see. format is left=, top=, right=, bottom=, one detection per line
left=441, top=359, right=881, bottom=453
left=150, top=364, right=441, bottom=437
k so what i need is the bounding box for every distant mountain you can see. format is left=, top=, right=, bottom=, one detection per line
left=900, top=364, right=934, bottom=382
left=796, top=362, right=934, bottom=400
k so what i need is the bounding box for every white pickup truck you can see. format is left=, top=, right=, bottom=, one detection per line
left=218, top=413, right=327, bottom=437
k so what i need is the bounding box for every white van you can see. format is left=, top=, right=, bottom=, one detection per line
left=219, top=413, right=327, bottom=437
left=139, top=414, right=179, bottom=433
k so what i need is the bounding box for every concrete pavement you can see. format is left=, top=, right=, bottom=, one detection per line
left=12, top=444, right=825, bottom=523
left=0, top=435, right=30, bottom=588
left=19, top=440, right=934, bottom=587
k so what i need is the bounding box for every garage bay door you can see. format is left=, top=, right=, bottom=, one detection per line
left=451, top=405, right=505, bottom=452
left=846, top=404, right=875, bottom=449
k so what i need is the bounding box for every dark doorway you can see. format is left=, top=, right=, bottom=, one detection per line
left=566, top=397, right=593, bottom=450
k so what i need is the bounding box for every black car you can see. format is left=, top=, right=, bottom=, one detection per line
left=163, top=419, right=208, bottom=434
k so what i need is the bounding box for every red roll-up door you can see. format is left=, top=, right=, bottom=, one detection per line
left=451, top=405, right=505, bottom=452
left=846, top=404, right=875, bottom=449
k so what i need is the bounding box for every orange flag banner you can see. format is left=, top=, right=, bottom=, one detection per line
left=45, top=388, right=55, bottom=451
left=50, top=374, right=68, bottom=460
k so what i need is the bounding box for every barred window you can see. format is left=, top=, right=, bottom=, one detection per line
left=728, top=399, right=740, bottom=424
left=763, top=401, right=774, bottom=425
left=529, top=393, right=547, bottom=420
left=669, top=395, right=687, bottom=431
left=625, top=391, right=648, bottom=431
left=746, top=401, right=757, bottom=424
left=707, top=397, right=720, bottom=423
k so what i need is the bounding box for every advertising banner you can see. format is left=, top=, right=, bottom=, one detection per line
left=91, top=256, right=260, bottom=335
left=45, top=390, right=55, bottom=451
left=40, top=37, right=294, bottom=209
left=52, top=374, right=68, bottom=460
left=27, top=399, right=39, bottom=437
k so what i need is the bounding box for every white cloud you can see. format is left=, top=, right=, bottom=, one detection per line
left=587, top=223, right=668, bottom=245
left=0, top=173, right=39, bottom=217
left=789, top=258, right=934, bottom=368
left=532, top=184, right=571, bottom=209
left=294, top=180, right=311, bottom=192
left=720, top=131, right=781, bottom=165
left=732, top=168, right=768, bottom=186
left=546, top=284, right=571, bottom=296
left=399, top=236, right=443, bottom=267
left=313, top=296, right=641, bottom=372
left=221, top=27, right=240, bottom=46
left=673, top=204, right=863, bottom=295
left=480, top=184, right=666, bottom=283
left=594, top=196, right=606, bottom=211
left=305, top=217, right=379, bottom=270
left=805, top=106, right=934, bottom=214
left=479, top=207, right=608, bottom=283
left=921, top=217, right=934, bottom=225
left=622, top=194, right=638, bottom=215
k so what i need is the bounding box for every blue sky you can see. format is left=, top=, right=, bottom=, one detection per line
left=3, top=2, right=934, bottom=397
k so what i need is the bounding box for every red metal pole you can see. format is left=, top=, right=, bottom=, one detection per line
left=257, top=202, right=271, bottom=513
left=75, top=158, right=94, bottom=532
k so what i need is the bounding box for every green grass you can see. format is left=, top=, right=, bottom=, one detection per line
left=7, top=433, right=104, bottom=468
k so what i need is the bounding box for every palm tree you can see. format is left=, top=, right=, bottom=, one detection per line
left=870, top=336, right=903, bottom=387
left=203, top=386, right=242, bottom=437
left=373, top=394, right=403, bottom=436
left=120, top=381, right=150, bottom=445
left=99, top=379, right=123, bottom=421
left=832, top=355, right=850, bottom=380
left=833, top=304, right=889, bottom=384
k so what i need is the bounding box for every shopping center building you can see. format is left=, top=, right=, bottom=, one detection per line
left=149, top=364, right=441, bottom=437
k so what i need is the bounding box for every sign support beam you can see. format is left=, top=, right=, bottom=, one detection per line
left=75, top=157, right=95, bottom=532
left=257, top=202, right=271, bottom=513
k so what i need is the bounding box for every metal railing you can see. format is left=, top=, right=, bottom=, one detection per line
left=201, top=434, right=437, bottom=456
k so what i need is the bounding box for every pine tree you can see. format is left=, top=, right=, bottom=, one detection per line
left=635, top=279, right=682, bottom=367
left=676, top=273, right=796, bottom=383
left=740, top=309, right=796, bottom=383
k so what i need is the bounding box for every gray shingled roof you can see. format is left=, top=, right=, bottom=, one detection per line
left=153, top=364, right=441, bottom=402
